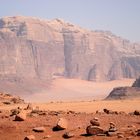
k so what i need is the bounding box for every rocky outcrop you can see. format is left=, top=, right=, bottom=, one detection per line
left=132, top=77, right=140, bottom=87
left=0, top=92, right=24, bottom=104
left=106, top=87, right=140, bottom=99
left=106, top=77, right=140, bottom=99
left=0, top=16, right=140, bottom=87
left=15, top=111, right=27, bottom=121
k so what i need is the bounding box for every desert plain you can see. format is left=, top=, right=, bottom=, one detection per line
left=0, top=78, right=140, bottom=140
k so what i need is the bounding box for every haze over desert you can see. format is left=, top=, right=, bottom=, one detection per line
left=0, top=0, right=140, bottom=140
left=22, top=78, right=134, bottom=102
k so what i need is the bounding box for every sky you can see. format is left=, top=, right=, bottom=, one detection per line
left=0, top=0, right=140, bottom=42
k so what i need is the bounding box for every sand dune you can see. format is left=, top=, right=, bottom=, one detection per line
left=23, top=78, right=134, bottom=102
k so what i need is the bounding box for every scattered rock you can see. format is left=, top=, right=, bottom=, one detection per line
left=43, top=135, right=51, bottom=139
left=96, top=110, right=104, bottom=115
left=2, top=101, right=11, bottom=105
left=109, top=128, right=117, bottom=132
left=86, top=125, right=104, bottom=135
left=93, top=117, right=99, bottom=121
left=119, top=111, right=127, bottom=115
left=67, top=110, right=76, bottom=114
left=134, top=110, right=140, bottom=115
left=127, top=125, right=136, bottom=128
left=109, top=122, right=117, bottom=132
left=29, top=113, right=38, bottom=117
left=26, top=103, right=33, bottom=110
left=10, top=108, right=21, bottom=116
left=96, top=133, right=106, bottom=136
left=103, top=108, right=109, bottom=114
left=90, top=121, right=100, bottom=126
left=17, top=106, right=23, bottom=110
left=106, top=131, right=118, bottom=137
left=48, top=110, right=66, bottom=116
left=137, top=129, right=140, bottom=136
left=56, top=118, right=68, bottom=130
left=33, top=127, right=45, bottom=132
left=106, top=122, right=118, bottom=137
left=117, top=134, right=124, bottom=138
left=63, top=132, right=75, bottom=138
left=30, top=110, right=47, bottom=116
left=103, top=109, right=118, bottom=114
left=24, top=135, right=35, bottom=140
left=38, top=111, right=47, bottom=116
left=90, top=117, right=100, bottom=126
left=15, top=111, right=26, bottom=121
left=128, top=112, right=134, bottom=115
left=126, top=136, right=133, bottom=140
left=1, top=114, right=9, bottom=119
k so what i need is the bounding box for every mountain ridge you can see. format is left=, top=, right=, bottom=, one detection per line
left=1, top=16, right=139, bottom=44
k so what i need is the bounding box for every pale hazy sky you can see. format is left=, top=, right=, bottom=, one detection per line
left=0, top=0, right=140, bottom=42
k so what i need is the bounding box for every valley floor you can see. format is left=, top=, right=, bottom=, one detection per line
left=2, top=99, right=140, bottom=113
left=0, top=99, right=140, bottom=140
left=0, top=78, right=139, bottom=140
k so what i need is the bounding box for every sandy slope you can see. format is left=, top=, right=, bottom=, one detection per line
left=23, top=78, right=134, bottom=102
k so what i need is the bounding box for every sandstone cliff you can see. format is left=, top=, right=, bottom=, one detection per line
left=0, top=16, right=140, bottom=84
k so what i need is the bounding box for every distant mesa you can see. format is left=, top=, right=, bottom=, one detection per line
left=106, top=77, right=140, bottom=100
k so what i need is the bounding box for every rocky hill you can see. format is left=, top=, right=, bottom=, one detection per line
left=0, top=16, right=140, bottom=83
left=106, top=78, right=140, bottom=99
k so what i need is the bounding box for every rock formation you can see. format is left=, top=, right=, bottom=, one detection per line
left=106, top=77, right=140, bottom=99
left=132, top=77, right=140, bottom=87
left=0, top=92, right=24, bottom=104
left=0, top=16, right=140, bottom=95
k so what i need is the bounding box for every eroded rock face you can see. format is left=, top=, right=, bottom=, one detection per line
left=106, top=77, right=140, bottom=99
left=132, top=77, right=140, bottom=87
left=0, top=16, right=140, bottom=85
left=106, top=87, right=140, bottom=100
